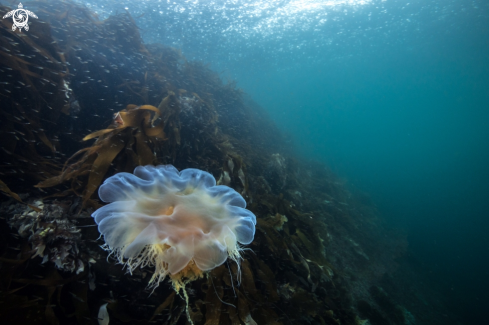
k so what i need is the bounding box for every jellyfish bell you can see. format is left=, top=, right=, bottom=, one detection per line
left=91, top=164, right=256, bottom=292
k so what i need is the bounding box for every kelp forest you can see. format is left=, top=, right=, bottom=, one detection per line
left=0, top=1, right=443, bottom=325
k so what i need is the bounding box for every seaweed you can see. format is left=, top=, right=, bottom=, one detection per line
left=36, top=100, right=168, bottom=206
left=0, top=1, right=414, bottom=325
left=0, top=227, right=87, bottom=325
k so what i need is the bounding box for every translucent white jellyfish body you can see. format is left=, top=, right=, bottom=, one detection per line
left=92, top=165, right=256, bottom=287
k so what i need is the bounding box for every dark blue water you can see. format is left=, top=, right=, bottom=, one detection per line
left=245, top=49, right=489, bottom=323
left=65, top=0, right=489, bottom=322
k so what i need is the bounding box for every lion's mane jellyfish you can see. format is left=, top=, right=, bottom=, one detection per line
left=92, top=165, right=256, bottom=292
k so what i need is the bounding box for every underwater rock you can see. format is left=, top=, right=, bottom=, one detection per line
left=178, top=92, right=213, bottom=128
left=98, top=303, right=109, bottom=325
left=0, top=2, right=423, bottom=324
left=217, top=170, right=232, bottom=186
left=3, top=197, right=89, bottom=274
left=265, top=153, right=287, bottom=192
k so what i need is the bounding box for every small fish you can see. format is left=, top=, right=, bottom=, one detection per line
left=69, top=292, right=85, bottom=302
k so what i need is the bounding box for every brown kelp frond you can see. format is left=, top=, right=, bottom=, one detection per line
left=36, top=102, right=167, bottom=206
left=0, top=180, right=42, bottom=212
left=0, top=179, right=23, bottom=203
